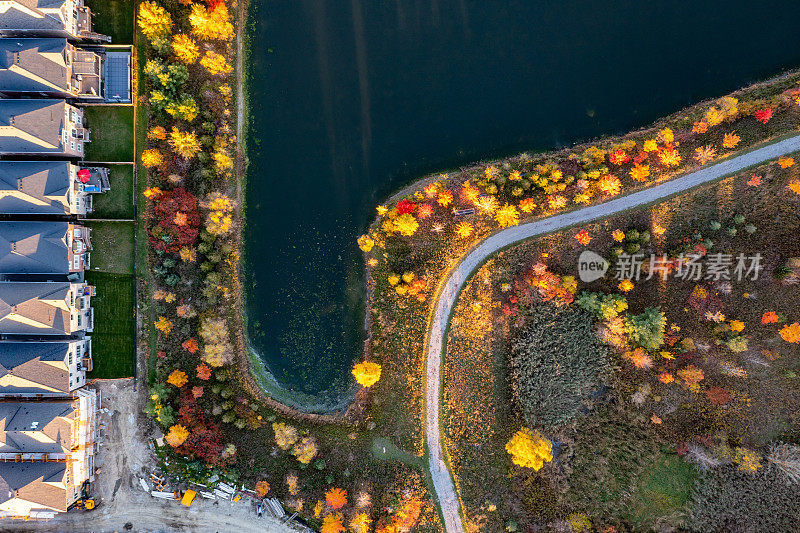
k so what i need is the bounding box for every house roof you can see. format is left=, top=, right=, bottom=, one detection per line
left=0, top=282, right=76, bottom=335
left=0, top=161, right=73, bottom=215
left=0, top=402, right=75, bottom=456
left=0, top=221, right=70, bottom=274
left=0, top=462, right=69, bottom=513
left=0, top=99, right=67, bottom=154
left=0, top=0, right=69, bottom=33
left=0, top=342, right=73, bottom=395
left=0, top=39, right=69, bottom=93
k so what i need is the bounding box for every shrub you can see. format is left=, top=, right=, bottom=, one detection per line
left=510, top=304, right=611, bottom=427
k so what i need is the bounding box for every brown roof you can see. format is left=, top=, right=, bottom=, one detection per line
left=0, top=462, right=68, bottom=513
left=0, top=401, right=76, bottom=456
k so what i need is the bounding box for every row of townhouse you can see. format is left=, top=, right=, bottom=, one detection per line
left=0, top=0, right=124, bottom=520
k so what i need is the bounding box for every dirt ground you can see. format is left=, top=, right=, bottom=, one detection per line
left=0, top=378, right=297, bottom=533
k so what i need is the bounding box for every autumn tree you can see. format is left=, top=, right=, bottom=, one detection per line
left=291, top=435, right=318, bottom=464
left=167, top=369, right=188, bottom=387
left=166, top=424, right=190, bottom=447
left=505, top=428, right=553, bottom=470
left=141, top=149, right=163, bottom=168
left=325, top=487, right=347, bottom=509
left=200, top=51, right=233, bottom=75
left=198, top=316, right=233, bottom=367
left=201, top=192, right=235, bottom=235
left=321, top=513, right=346, bottom=533
left=172, top=34, right=200, bottom=63
left=495, top=203, right=520, bottom=227
left=780, top=323, right=800, bottom=343
left=169, top=128, right=201, bottom=158
left=255, top=481, right=270, bottom=498
left=138, top=1, right=172, bottom=41
left=272, top=422, right=299, bottom=450
left=189, top=3, right=234, bottom=40
left=352, top=362, right=381, bottom=387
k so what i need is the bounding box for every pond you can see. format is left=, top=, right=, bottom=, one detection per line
left=244, top=0, right=800, bottom=404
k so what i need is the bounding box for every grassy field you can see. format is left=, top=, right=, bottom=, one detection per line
left=86, top=271, right=136, bottom=378
left=88, top=221, right=135, bottom=274
left=91, top=164, right=135, bottom=219
left=85, top=0, right=135, bottom=44
left=84, top=106, right=135, bottom=162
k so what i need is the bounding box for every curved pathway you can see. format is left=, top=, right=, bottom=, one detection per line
left=424, top=134, right=800, bottom=532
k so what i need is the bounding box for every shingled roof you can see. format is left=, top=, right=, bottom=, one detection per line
left=0, top=161, right=73, bottom=215
left=0, top=402, right=75, bottom=456
left=0, top=38, right=68, bottom=93
left=0, top=342, right=74, bottom=395
left=0, top=462, right=69, bottom=514
left=0, top=99, right=69, bottom=155
left=0, top=221, right=71, bottom=274
left=0, top=282, right=78, bottom=335
left=0, top=0, right=70, bottom=34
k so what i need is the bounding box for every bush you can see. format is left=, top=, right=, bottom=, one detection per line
left=510, top=304, right=611, bottom=428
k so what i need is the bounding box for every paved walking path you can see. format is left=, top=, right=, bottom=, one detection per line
left=424, top=134, right=800, bottom=533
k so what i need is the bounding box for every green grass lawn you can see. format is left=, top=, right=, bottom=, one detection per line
left=91, top=164, right=135, bottom=219
left=85, top=0, right=134, bottom=44
left=84, top=106, right=135, bottom=162
left=88, top=221, right=135, bottom=274
left=86, top=271, right=135, bottom=378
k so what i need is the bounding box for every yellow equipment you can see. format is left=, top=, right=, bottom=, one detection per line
left=84, top=499, right=95, bottom=510
left=180, top=489, right=196, bottom=507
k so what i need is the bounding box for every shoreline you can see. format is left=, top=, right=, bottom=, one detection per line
left=230, top=0, right=359, bottom=420
left=232, top=55, right=800, bottom=418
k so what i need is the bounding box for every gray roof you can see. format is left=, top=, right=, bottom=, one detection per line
left=0, top=1, right=69, bottom=33
left=0, top=38, right=68, bottom=93
left=0, top=221, right=70, bottom=274
left=0, top=462, right=67, bottom=512
left=0, top=342, right=71, bottom=395
left=0, top=282, right=74, bottom=335
left=0, top=462, right=68, bottom=512
left=0, top=99, right=67, bottom=154
left=0, top=161, right=72, bottom=215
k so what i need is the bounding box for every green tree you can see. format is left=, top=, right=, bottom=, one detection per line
left=624, top=307, right=666, bottom=351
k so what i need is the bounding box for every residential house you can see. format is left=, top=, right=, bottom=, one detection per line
left=0, top=389, right=98, bottom=518
left=0, top=38, right=104, bottom=100
left=0, top=221, right=91, bottom=275
left=0, top=281, right=93, bottom=336
left=0, top=340, right=91, bottom=396
left=0, top=0, right=108, bottom=42
left=0, top=161, right=109, bottom=216
left=0, top=99, right=88, bottom=158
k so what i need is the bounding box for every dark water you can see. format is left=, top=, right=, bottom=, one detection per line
left=245, top=0, right=800, bottom=397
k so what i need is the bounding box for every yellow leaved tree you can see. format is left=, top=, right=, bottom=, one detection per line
left=169, top=128, right=201, bottom=158
left=172, top=34, right=199, bottom=64
left=352, top=362, right=381, bottom=387
left=138, top=1, right=172, bottom=41
left=505, top=428, right=553, bottom=470
left=200, top=51, right=233, bottom=76
left=189, top=4, right=234, bottom=41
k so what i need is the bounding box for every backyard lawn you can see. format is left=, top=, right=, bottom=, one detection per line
left=90, top=164, right=135, bottom=219
left=84, top=106, right=135, bottom=162
left=85, top=0, right=135, bottom=44
left=87, top=221, right=135, bottom=275
left=86, top=271, right=136, bottom=379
